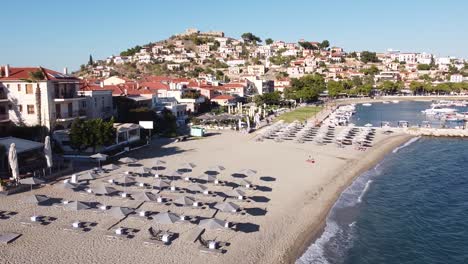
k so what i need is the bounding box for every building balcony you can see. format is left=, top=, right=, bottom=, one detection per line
left=54, top=95, right=86, bottom=102
left=55, top=110, right=87, bottom=122
left=0, top=114, right=10, bottom=123
left=0, top=93, right=9, bottom=103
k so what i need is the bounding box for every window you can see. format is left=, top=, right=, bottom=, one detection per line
left=17, top=84, right=21, bottom=92
left=26, top=84, right=33, bottom=94
left=18, top=105, right=23, bottom=112
left=27, top=105, right=35, bottom=114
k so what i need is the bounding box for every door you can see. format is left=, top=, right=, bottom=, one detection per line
left=68, top=103, right=73, bottom=117
left=55, top=104, right=61, bottom=118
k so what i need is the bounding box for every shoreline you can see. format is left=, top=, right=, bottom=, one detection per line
left=283, top=133, right=414, bottom=264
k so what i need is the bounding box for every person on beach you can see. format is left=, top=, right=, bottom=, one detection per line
left=306, top=155, right=315, bottom=164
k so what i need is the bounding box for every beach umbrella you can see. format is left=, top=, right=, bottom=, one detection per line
left=8, top=143, right=19, bottom=184
left=174, top=196, right=195, bottom=206
left=132, top=192, right=159, bottom=202
left=238, top=169, right=257, bottom=176
left=93, top=185, right=118, bottom=195
left=153, top=212, right=180, bottom=224
left=119, top=157, right=137, bottom=164
left=206, top=165, right=225, bottom=172
left=205, top=165, right=225, bottom=175
left=64, top=201, right=90, bottom=211
left=153, top=159, right=166, bottom=176
left=44, top=136, right=53, bottom=170
left=90, top=153, right=108, bottom=168
left=188, top=183, right=207, bottom=193
left=239, top=179, right=253, bottom=187
left=154, top=179, right=170, bottom=189
left=214, top=202, right=240, bottom=212
left=26, top=194, right=50, bottom=217
left=61, top=182, right=80, bottom=190
left=154, top=159, right=166, bottom=166
left=78, top=172, right=98, bottom=182
left=103, top=164, right=120, bottom=171
left=198, top=173, right=217, bottom=182
left=26, top=194, right=49, bottom=204
left=116, top=175, right=136, bottom=186
left=229, top=188, right=246, bottom=197
left=179, top=162, right=196, bottom=169
left=198, top=218, right=227, bottom=230
left=19, top=177, right=45, bottom=193
left=166, top=170, right=183, bottom=177
left=135, top=167, right=152, bottom=175
left=107, top=206, right=134, bottom=218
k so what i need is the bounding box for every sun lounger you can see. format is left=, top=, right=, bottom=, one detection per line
left=198, top=237, right=226, bottom=255
left=0, top=233, right=21, bottom=244
left=62, top=221, right=96, bottom=233
left=143, top=227, right=175, bottom=246
left=20, top=216, right=56, bottom=226
left=106, top=227, right=138, bottom=240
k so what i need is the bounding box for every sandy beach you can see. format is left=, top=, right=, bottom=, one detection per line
left=0, top=127, right=413, bottom=264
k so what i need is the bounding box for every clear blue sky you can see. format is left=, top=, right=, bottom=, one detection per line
left=2, top=0, right=467, bottom=71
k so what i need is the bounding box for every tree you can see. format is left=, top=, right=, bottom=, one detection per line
left=409, top=81, right=430, bottom=95
left=319, top=40, right=330, bottom=49
left=360, top=65, right=380, bottom=75
left=265, top=38, right=273, bottom=45
left=417, top=64, right=431, bottom=71
left=287, top=74, right=326, bottom=102
left=360, top=51, right=380, bottom=63
left=327, top=80, right=344, bottom=98
left=356, top=84, right=373, bottom=96
left=120, top=45, right=142, bottom=56
left=254, top=91, right=282, bottom=106
left=298, top=42, right=317, bottom=50
left=241, top=32, right=261, bottom=43
left=69, top=118, right=116, bottom=152
left=378, top=81, right=403, bottom=94
left=88, top=55, right=94, bottom=66
left=27, top=70, right=45, bottom=135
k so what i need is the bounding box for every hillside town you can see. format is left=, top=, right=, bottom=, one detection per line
left=1, top=28, right=468, bottom=146
left=2, top=5, right=468, bottom=263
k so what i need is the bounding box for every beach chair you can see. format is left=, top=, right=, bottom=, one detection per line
left=143, top=227, right=175, bottom=246
left=198, top=236, right=225, bottom=255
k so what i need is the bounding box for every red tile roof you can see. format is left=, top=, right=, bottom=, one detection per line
left=212, top=95, right=235, bottom=100
left=0, top=66, right=79, bottom=81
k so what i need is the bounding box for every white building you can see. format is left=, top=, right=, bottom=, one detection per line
left=0, top=65, right=86, bottom=130
left=77, top=86, right=114, bottom=120
left=398, top=53, right=417, bottom=63
left=416, top=52, right=432, bottom=64
left=450, top=74, right=463, bottom=83
left=247, top=65, right=265, bottom=75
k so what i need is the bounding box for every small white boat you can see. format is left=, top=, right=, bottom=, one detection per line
left=362, top=103, right=372, bottom=107
left=392, top=100, right=399, bottom=104
left=382, top=101, right=390, bottom=104
left=422, top=106, right=458, bottom=115
left=364, top=123, right=373, bottom=127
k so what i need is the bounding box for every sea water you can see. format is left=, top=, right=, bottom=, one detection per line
left=298, top=102, right=468, bottom=264
left=349, top=101, right=468, bottom=128
left=297, top=137, right=468, bottom=264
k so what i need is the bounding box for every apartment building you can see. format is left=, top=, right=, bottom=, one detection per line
left=0, top=65, right=85, bottom=130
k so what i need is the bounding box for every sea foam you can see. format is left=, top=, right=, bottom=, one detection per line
left=392, top=136, right=421, bottom=153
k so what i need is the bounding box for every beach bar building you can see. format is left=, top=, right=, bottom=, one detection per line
left=0, top=137, right=46, bottom=179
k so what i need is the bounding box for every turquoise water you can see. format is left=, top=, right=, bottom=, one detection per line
left=297, top=101, right=468, bottom=264
left=349, top=101, right=468, bottom=128
left=297, top=137, right=468, bottom=264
